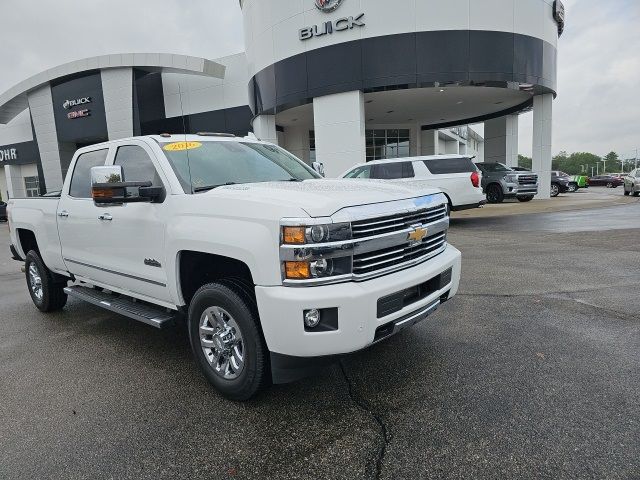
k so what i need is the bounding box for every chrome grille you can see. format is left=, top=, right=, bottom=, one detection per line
left=518, top=174, right=538, bottom=185
left=351, top=204, right=447, bottom=239
left=352, top=231, right=447, bottom=277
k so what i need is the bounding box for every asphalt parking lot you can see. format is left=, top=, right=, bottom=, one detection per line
left=1, top=194, right=639, bottom=480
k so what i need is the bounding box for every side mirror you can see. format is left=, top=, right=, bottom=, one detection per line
left=312, top=161, right=325, bottom=177
left=91, top=166, right=162, bottom=204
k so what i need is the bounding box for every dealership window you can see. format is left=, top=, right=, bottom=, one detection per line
left=309, top=130, right=316, bottom=162
left=366, top=129, right=410, bottom=162
left=24, top=176, right=40, bottom=197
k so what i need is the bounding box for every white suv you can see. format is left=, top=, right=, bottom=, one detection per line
left=341, top=155, right=485, bottom=212
left=623, top=169, right=640, bottom=196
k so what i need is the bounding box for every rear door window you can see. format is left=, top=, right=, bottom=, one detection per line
left=345, top=166, right=372, bottom=179
left=69, top=149, right=109, bottom=198
left=424, top=157, right=478, bottom=175
left=371, top=162, right=414, bottom=179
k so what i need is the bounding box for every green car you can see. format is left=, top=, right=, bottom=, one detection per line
left=569, top=175, right=588, bottom=192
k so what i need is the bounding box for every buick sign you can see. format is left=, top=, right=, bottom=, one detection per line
left=63, top=97, right=92, bottom=110
left=315, top=0, right=343, bottom=13
left=299, top=13, right=365, bottom=41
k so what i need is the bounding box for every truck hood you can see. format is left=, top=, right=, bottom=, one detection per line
left=205, top=179, right=442, bottom=218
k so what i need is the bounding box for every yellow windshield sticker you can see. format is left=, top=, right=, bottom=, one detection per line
left=163, top=141, right=202, bottom=152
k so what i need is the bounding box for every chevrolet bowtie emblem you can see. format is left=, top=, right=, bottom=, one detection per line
left=408, top=226, right=428, bottom=243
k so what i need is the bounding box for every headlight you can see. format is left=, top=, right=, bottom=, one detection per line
left=282, top=223, right=351, bottom=245
left=283, top=257, right=352, bottom=280
left=281, top=222, right=353, bottom=282
left=504, top=174, right=518, bottom=183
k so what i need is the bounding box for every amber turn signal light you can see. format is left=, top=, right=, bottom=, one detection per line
left=284, top=261, right=310, bottom=279
left=283, top=226, right=306, bottom=244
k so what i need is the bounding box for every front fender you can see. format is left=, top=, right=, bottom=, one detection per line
left=165, top=215, right=282, bottom=306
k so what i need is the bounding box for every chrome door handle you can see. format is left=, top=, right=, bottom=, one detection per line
left=98, top=213, right=113, bottom=221
left=58, top=210, right=69, bottom=218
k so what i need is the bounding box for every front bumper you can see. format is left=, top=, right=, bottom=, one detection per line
left=255, top=244, right=461, bottom=358
left=502, top=182, right=538, bottom=197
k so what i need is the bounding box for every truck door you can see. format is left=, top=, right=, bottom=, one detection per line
left=57, top=147, right=112, bottom=283
left=96, top=142, right=169, bottom=302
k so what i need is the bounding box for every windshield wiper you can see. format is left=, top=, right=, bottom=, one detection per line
left=193, top=182, right=237, bottom=193
left=279, top=178, right=304, bottom=182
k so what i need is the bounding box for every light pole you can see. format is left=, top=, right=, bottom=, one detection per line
left=602, top=159, right=607, bottom=175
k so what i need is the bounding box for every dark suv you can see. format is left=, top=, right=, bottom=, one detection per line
left=513, top=168, right=573, bottom=197
left=475, top=163, right=538, bottom=203
left=550, top=171, right=572, bottom=197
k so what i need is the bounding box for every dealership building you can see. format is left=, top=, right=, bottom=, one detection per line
left=0, top=0, right=562, bottom=200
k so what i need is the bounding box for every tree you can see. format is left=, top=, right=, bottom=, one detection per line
left=518, top=154, right=532, bottom=169
left=603, top=151, right=620, bottom=173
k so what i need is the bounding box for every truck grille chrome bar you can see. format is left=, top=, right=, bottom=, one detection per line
left=351, top=204, right=447, bottom=239
left=518, top=174, right=538, bottom=185
left=352, top=231, right=447, bottom=278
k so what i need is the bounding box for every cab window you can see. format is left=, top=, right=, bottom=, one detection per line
left=69, top=149, right=109, bottom=198
left=114, top=145, right=163, bottom=197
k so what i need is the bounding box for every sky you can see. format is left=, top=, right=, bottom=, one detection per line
left=0, top=0, right=638, bottom=159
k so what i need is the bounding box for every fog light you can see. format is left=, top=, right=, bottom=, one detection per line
left=304, top=309, right=321, bottom=328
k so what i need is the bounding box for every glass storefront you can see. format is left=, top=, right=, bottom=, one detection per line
left=24, top=176, right=40, bottom=197
left=366, top=129, right=410, bottom=162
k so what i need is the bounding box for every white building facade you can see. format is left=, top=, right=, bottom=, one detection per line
left=0, top=0, right=563, bottom=200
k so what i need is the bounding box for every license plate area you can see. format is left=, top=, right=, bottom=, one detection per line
left=377, top=268, right=452, bottom=318
left=373, top=299, right=441, bottom=343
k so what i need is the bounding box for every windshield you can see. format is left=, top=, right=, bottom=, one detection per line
left=161, top=141, right=321, bottom=193
left=478, top=163, right=512, bottom=173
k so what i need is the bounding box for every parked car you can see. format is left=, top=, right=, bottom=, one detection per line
left=623, top=168, right=640, bottom=197
left=513, top=167, right=573, bottom=196
left=341, top=155, right=485, bottom=212
left=550, top=171, right=572, bottom=197
left=474, top=162, right=538, bottom=203
left=587, top=175, right=623, bottom=188
left=0, top=201, right=7, bottom=222
left=571, top=175, right=589, bottom=191
left=8, top=134, right=461, bottom=401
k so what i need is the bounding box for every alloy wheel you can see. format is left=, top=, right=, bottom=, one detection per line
left=28, top=263, right=43, bottom=301
left=551, top=184, right=559, bottom=196
left=199, top=306, right=245, bottom=380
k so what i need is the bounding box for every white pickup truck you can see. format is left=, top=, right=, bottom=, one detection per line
left=7, top=134, right=461, bottom=400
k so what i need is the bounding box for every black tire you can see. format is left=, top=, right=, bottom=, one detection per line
left=550, top=183, right=560, bottom=197
left=518, top=195, right=534, bottom=202
left=486, top=184, right=504, bottom=204
left=568, top=183, right=578, bottom=193
left=188, top=281, right=268, bottom=401
left=606, top=182, right=613, bottom=188
left=634, top=191, right=640, bottom=197
left=25, top=250, right=67, bottom=312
